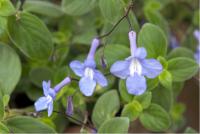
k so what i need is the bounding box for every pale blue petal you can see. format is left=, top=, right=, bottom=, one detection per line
left=141, top=59, right=163, bottom=78
left=42, top=80, right=50, bottom=96
left=84, top=59, right=96, bottom=68
left=126, top=74, right=146, bottom=95
left=94, top=70, right=108, bottom=87
left=110, top=60, right=129, bottom=79
left=79, top=77, right=96, bottom=96
left=135, top=47, right=147, bottom=59
left=47, top=101, right=53, bottom=117
left=34, top=97, right=48, bottom=112
left=70, top=60, right=84, bottom=77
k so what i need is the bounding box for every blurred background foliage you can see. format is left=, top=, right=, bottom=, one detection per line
left=0, top=0, right=199, bottom=133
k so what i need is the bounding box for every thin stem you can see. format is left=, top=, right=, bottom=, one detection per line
left=98, top=4, right=134, bottom=39
left=19, top=0, right=25, bottom=11
left=126, top=16, right=133, bottom=31
left=53, top=110, right=95, bottom=130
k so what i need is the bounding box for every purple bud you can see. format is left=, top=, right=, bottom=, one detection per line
left=100, top=56, right=107, bottom=69
left=66, top=96, right=73, bottom=116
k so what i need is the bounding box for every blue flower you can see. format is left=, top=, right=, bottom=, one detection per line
left=194, top=30, right=200, bottom=64
left=70, top=38, right=108, bottom=96
left=110, top=31, right=163, bottom=95
left=35, top=77, right=71, bottom=116
left=34, top=80, right=55, bottom=117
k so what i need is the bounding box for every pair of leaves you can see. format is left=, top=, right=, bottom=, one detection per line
left=121, top=92, right=152, bottom=121
left=92, top=90, right=129, bottom=133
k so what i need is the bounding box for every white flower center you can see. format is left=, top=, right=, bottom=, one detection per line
left=84, top=67, right=94, bottom=79
left=129, top=58, right=142, bottom=76
left=46, top=95, right=53, bottom=104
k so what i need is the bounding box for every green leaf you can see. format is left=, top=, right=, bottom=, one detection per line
left=7, top=12, right=53, bottom=61
left=95, top=44, right=129, bottom=68
left=170, top=103, right=186, bottom=122
left=119, top=80, right=133, bottom=103
left=121, top=100, right=143, bottom=121
left=92, top=90, right=120, bottom=128
left=23, top=0, right=64, bottom=18
left=152, top=85, right=173, bottom=111
left=193, top=9, right=200, bottom=26
left=139, top=104, right=171, bottom=132
left=138, top=23, right=167, bottom=58
left=0, top=122, right=9, bottom=133
left=167, top=47, right=195, bottom=60
left=0, top=16, right=7, bottom=35
left=172, top=82, right=184, bottom=98
left=0, top=98, right=4, bottom=121
left=134, top=91, right=152, bottom=109
left=2, top=94, right=10, bottom=107
left=98, top=117, right=129, bottom=133
left=29, top=67, right=53, bottom=87
left=99, top=0, right=124, bottom=24
left=157, top=56, right=168, bottom=69
left=5, top=116, right=56, bottom=133
left=147, top=77, right=159, bottom=91
left=0, top=0, right=15, bottom=17
left=168, top=57, right=198, bottom=82
left=0, top=44, right=21, bottom=95
left=144, top=9, right=169, bottom=37
left=159, top=70, right=172, bottom=89
left=62, top=0, right=96, bottom=16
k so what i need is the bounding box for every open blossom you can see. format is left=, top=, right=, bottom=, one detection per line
left=194, top=30, right=200, bottom=64
left=70, top=38, right=108, bottom=96
left=110, top=31, right=163, bottom=95
left=34, top=77, right=71, bottom=116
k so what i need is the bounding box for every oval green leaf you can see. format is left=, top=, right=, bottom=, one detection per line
left=62, top=0, right=96, bottom=16
left=98, top=117, right=129, bottom=133
left=7, top=12, right=53, bottom=61
left=0, top=44, right=21, bottom=95
left=138, top=23, right=167, bottom=58
left=23, top=0, right=64, bottom=18
left=5, top=116, right=56, bottom=133
left=168, top=57, right=198, bottom=82
left=139, top=103, right=171, bottom=132
left=95, top=44, right=130, bottom=68
left=92, top=90, right=120, bottom=128
left=167, top=47, right=195, bottom=60
left=99, top=0, right=124, bottom=24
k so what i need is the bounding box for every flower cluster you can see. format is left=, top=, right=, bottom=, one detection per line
left=34, top=30, right=163, bottom=116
